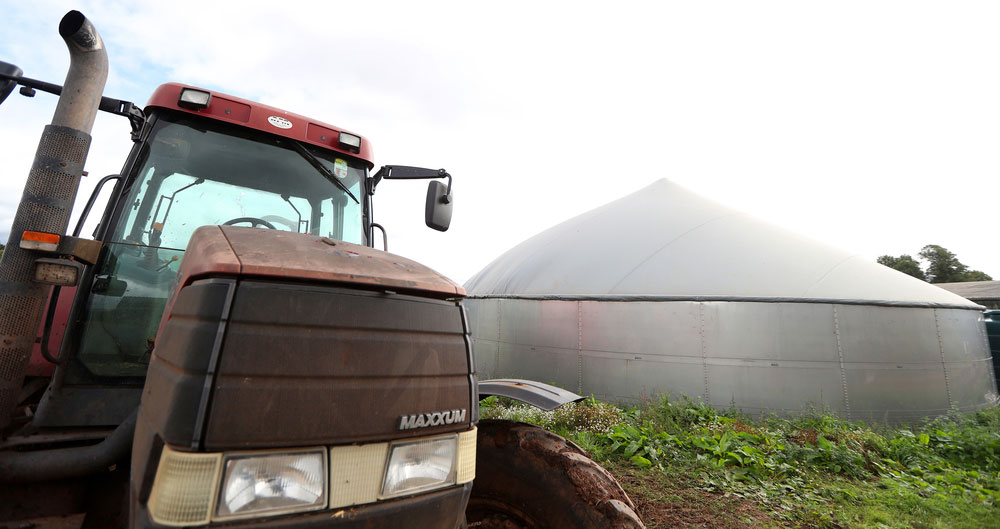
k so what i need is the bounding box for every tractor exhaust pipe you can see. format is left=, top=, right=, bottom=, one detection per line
left=0, top=11, right=108, bottom=432
left=53, top=11, right=109, bottom=131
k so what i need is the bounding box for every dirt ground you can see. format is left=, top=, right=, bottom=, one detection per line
left=607, top=462, right=788, bottom=529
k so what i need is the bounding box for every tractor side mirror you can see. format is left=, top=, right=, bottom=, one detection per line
left=425, top=180, right=452, bottom=232
left=0, top=62, right=24, bottom=106
left=371, top=165, right=454, bottom=232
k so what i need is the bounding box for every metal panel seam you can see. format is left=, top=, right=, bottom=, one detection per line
left=459, top=303, right=475, bottom=373
left=494, top=300, right=501, bottom=379
left=833, top=306, right=851, bottom=421
left=577, top=301, right=583, bottom=394
left=699, top=303, right=710, bottom=403
left=458, top=302, right=479, bottom=422
left=933, top=309, right=955, bottom=412
left=191, top=279, right=237, bottom=450
left=466, top=295, right=983, bottom=311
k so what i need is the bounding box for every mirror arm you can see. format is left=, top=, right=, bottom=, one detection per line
left=371, top=165, right=451, bottom=193
left=371, top=167, right=387, bottom=192
left=0, top=72, right=63, bottom=99
left=369, top=165, right=453, bottom=232
left=0, top=72, right=146, bottom=139
left=440, top=171, right=452, bottom=203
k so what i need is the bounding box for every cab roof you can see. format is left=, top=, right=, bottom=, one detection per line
left=146, top=83, right=374, bottom=168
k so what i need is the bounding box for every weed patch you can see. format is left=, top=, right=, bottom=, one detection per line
left=480, top=396, right=1000, bottom=528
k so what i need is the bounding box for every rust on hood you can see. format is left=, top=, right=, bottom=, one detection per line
left=173, top=226, right=464, bottom=299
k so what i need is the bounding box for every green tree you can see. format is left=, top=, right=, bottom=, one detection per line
left=959, top=269, right=993, bottom=282
left=877, top=254, right=926, bottom=280
left=918, top=244, right=992, bottom=283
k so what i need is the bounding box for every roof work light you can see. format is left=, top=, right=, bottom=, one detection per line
left=178, top=88, right=212, bottom=110
left=338, top=132, right=361, bottom=153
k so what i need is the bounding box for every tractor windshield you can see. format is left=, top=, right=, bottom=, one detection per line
left=69, top=112, right=366, bottom=381
left=124, top=112, right=365, bottom=247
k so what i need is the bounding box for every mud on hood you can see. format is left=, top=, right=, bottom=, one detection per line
left=173, top=225, right=464, bottom=299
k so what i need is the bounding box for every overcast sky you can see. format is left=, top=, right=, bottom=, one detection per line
left=1, top=1, right=997, bottom=284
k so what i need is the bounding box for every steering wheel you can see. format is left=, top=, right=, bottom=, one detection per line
left=222, top=217, right=277, bottom=229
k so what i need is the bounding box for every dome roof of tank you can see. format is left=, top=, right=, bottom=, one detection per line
left=465, top=179, right=978, bottom=308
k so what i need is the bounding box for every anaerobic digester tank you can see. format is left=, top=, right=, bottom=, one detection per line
left=464, top=180, right=997, bottom=422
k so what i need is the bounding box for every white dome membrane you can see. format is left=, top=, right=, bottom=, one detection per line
left=466, top=179, right=977, bottom=309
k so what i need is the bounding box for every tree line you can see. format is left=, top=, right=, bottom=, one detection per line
left=878, top=245, right=992, bottom=283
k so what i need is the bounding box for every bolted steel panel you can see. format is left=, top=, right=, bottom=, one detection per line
left=837, top=305, right=942, bottom=364
left=465, top=296, right=996, bottom=423
left=498, top=299, right=579, bottom=350
left=582, top=352, right=705, bottom=404
left=579, top=300, right=702, bottom=358
left=496, top=342, right=578, bottom=394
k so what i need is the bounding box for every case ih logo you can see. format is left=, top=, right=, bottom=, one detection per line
left=398, top=409, right=467, bottom=430
left=267, top=115, right=293, bottom=129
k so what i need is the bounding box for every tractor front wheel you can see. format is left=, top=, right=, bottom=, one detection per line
left=466, top=419, right=644, bottom=529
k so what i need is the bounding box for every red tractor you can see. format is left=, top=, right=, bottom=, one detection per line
left=0, top=11, right=643, bottom=529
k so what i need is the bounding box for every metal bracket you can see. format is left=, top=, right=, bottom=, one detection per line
left=55, top=236, right=103, bottom=265
left=0, top=71, right=146, bottom=140
left=371, top=165, right=451, bottom=194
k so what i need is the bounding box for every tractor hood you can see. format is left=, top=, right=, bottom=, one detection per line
left=173, top=225, right=464, bottom=299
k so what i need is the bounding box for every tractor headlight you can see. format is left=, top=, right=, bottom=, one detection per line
left=147, top=447, right=222, bottom=526
left=380, top=435, right=458, bottom=499
left=215, top=450, right=327, bottom=520
left=147, top=430, right=475, bottom=526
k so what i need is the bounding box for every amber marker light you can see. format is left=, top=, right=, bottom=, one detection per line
left=19, top=231, right=61, bottom=252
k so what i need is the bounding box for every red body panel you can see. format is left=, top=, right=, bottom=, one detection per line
left=146, top=83, right=375, bottom=167
left=27, top=286, right=75, bottom=377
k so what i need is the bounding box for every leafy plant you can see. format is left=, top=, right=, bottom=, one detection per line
left=481, top=394, right=1000, bottom=528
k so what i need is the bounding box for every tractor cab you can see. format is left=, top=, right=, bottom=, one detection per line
left=34, top=84, right=375, bottom=427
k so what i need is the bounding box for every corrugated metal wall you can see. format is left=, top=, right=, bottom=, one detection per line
left=467, top=298, right=997, bottom=423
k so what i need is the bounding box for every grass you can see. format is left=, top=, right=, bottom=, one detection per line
left=480, top=395, right=1000, bottom=529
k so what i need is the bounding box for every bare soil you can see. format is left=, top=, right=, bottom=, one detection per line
left=606, top=462, right=789, bottom=529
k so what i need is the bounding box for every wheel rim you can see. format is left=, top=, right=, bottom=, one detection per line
left=466, top=497, right=538, bottom=529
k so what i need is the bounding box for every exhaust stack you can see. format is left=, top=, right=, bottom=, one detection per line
left=0, top=11, right=108, bottom=432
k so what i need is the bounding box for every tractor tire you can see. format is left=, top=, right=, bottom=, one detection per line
left=467, top=419, right=644, bottom=529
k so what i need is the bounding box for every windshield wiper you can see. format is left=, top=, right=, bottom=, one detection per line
left=290, top=141, right=359, bottom=204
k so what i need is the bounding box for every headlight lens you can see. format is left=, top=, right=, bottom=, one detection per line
left=381, top=436, right=458, bottom=498
left=215, top=450, right=327, bottom=519
left=147, top=447, right=222, bottom=526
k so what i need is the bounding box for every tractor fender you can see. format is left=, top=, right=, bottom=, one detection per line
left=477, top=379, right=584, bottom=411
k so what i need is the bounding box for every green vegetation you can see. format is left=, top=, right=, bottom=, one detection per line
left=481, top=396, right=1000, bottom=528
left=878, top=245, right=992, bottom=283
left=876, top=254, right=926, bottom=281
